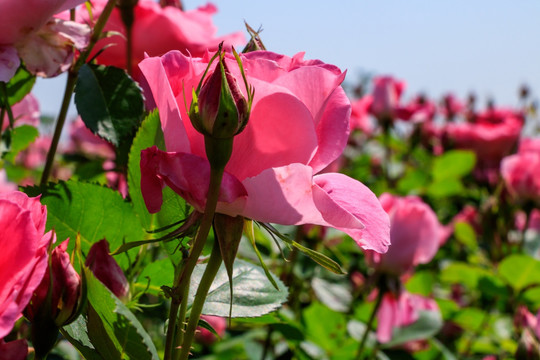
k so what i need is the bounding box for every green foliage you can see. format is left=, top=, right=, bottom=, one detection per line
left=1, top=124, right=38, bottom=162
left=3, top=66, right=36, bottom=106
left=189, top=259, right=288, bottom=318
left=383, top=311, right=443, bottom=348
left=499, top=254, right=540, bottom=292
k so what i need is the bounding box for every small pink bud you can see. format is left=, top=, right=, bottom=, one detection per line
left=85, top=239, right=129, bottom=299
left=196, top=315, right=226, bottom=346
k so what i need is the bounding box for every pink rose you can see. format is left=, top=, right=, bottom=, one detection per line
left=350, top=95, right=374, bottom=135
left=196, top=315, right=226, bottom=345
left=71, top=0, right=244, bottom=79
left=377, top=290, right=440, bottom=344
left=138, top=50, right=390, bottom=253
left=440, top=93, right=464, bottom=120
left=0, top=191, right=50, bottom=339
left=365, top=194, right=442, bottom=275
left=501, top=151, right=540, bottom=204
left=519, top=138, right=540, bottom=154
left=1, top=93, right=40, bottom=130
left=369, top=76, right=406, bottom=121
left=85, top=239, right=129, bottom=299
left=444, top=109, right=523, bottom=183
left=0, top=0, right=89, bottom=80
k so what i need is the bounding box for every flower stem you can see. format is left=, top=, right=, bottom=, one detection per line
left=355, top=289, right=384, bottom=360
left=39, top=0, right=118, bottom=186
left=178, top=238, right=223, bottom=360
left=163, top=166, right=225, bottom=360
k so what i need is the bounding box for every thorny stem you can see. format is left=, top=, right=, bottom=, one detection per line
left=355, top=289, right=385, bottom=360
left=0, top=82, right=15, bottom=139
left=40, top=0, right=118, bottom=186
left=163, top=166, right=225, bottom=360
left=177, top=239, right=223, bottom=360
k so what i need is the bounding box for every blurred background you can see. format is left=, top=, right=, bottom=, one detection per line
left=34, top=0, right=540, bottom=116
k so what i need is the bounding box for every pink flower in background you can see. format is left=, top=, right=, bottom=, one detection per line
left=350, top=95, right=374, bottom=134
left=400, top=95, right=437, bottom=124
left=377, top=290, right=440, bottom=343
left=365, top=194, right=442, bottom=275
left=1, top=93, right=40, bottom=130
left=85, top=239, right=129, bottom=299
left=440, top=93, right=464, bottom=120
left=0, top=170, right=17, bottom=193
left=67, top=118, right=115, bottom=160
left=196, top=315, right=226, bottom=345
left=0, top=191, right=50, bottom=339
left=0, top=0, right=89, bottom=80
left=444, top=110, right=523, bottom=183
left=369, top=76, right=406, bottom=121
left=70, top=0, right=245, bottom=78
left=501, top=151, right=540, bottom=204
left=139, top=50, right=390, bottom=253
left=519, top=138, right=540, bottom=153
left=0, top=339, right=28, bottom=360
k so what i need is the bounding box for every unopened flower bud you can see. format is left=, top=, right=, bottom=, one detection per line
left=85, top=239, right=129, bottom=299
left=189, top=45, right=253, bottom=140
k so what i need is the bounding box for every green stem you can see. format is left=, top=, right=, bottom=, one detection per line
left=178, top=239, right=223, bottom=360
left=163, top=166, right=225, bottom=360
left=39, top=0, right=118, bottom=186
left=355, top=289, right=385, bottom=360
left=0, top=82, right=15, bottom=137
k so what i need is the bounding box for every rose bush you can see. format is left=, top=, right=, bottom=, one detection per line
left=139, top=50, right=390, bottom=253
left=0, top=191, right=50, bottom=339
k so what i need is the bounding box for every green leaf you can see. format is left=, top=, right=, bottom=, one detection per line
left=75, top=64, right=144, bottom=147
left=427, top=178, right=464, bottom=198
left=290, top=240, right=347, bottom=275
left=26, top=181, right=144, bottom=269
left=454, top=221, right=478, bottom=251
left=397, top=168, right=429, bottom=194
left=85, top=268, right=160, bottom=359
left=311, top=277, right=352, bottom=313
left=2, top=125, right=39, bottom=162
left=451, top=307, right=486, bottom=331
left=441, top=262, right=493, bottom=289
left=499, top=254, right=540, bottom=292
left=4, top=66, right=36, bottom=106
left=432, top=150, right=476, bottom=180
left=245, top=220, right=279, bottom=290
left=383, top=310, right=443, bottom=348
left=189, top=259, right=287, bottom=318
left=62, top=316, right=106, bottom=360
left=303, top=302, right=347, bottom=351
left=405, top=270, right=436, bottom=296
left=135, top=258, right=174, bottom=296
left=127, top=110, right=188, bottom=265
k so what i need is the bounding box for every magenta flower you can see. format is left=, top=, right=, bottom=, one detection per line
left=376, top=290, right=439, bottom=344
left=85, top=239, right=129, bottom=299
left=365, top=194, right=442, bottom=276
left=0, top=191, right=50, bottom=339
left=0, top=339, right=28, bottom=360
left=70, top=0, right=245, bottom=79
left=0, top=0, right=89, bottom=80
left=138, top=50, right=390, bottom=253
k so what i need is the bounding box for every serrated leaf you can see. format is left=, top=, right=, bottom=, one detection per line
left=62, top=316, right=106, bottom=360
left=127, top=110, right=188, bottom=265
left=135, top=258, right=174, bottom=296
left=188, top=259, right=287, bottom=318
left=85, top=269, right=159, bottom=360
left=25, top=181, right=143, bottom=269
left=2, top=125, right=39, bottom=162
left=432, top=150, right=476, bottom=180
left=4, top=66, right=36, bottom=106
left=311, top=277, right=352, bottom=313
left=75, top=64, right=144, bottom=146
left=499, top=254, right=540, bottom=292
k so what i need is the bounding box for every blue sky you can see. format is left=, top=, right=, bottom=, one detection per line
left=34, top=1, right=540, bottom=115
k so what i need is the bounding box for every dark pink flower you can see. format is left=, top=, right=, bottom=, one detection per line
left=377, top=290, right=439, bottom=344
left=85, top=239, right=129, bottom=299
left=70, top=0, right=245, bottom=79
left=0, top=191, right=50, bottom=338
left=25, top=239, right=82, bottom=327
left=365, top=194, right=442, bottom=275
left=350, top=95, right=374, bottom=134
left=0, top=339, right=28, bottom=360
left=138, top=50, right=391, bottom=253
left=440, top=93, right=464, bottom=120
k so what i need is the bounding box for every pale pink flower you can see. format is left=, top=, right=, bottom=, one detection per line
left=139, top=50, right=391, bottom=253
left=369, top=76, right=406, bottom=121
left=0, top=191, right=50, bottom=338
left=0, top=0, right=89, bottom=80
left=501, top=151, right=540, bottom=204
left=365, top=194, right=442, bottom=275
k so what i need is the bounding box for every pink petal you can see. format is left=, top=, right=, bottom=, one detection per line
left=0, top=46, right=20, bottom=82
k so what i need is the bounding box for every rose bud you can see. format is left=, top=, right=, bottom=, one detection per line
left=24, top=239, right=83, bottom=358
left=189, top=44, right=253, bottom=140
left=85, top=239, right=129, bottom=299
left=196, top=315, right=226, bottom=346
